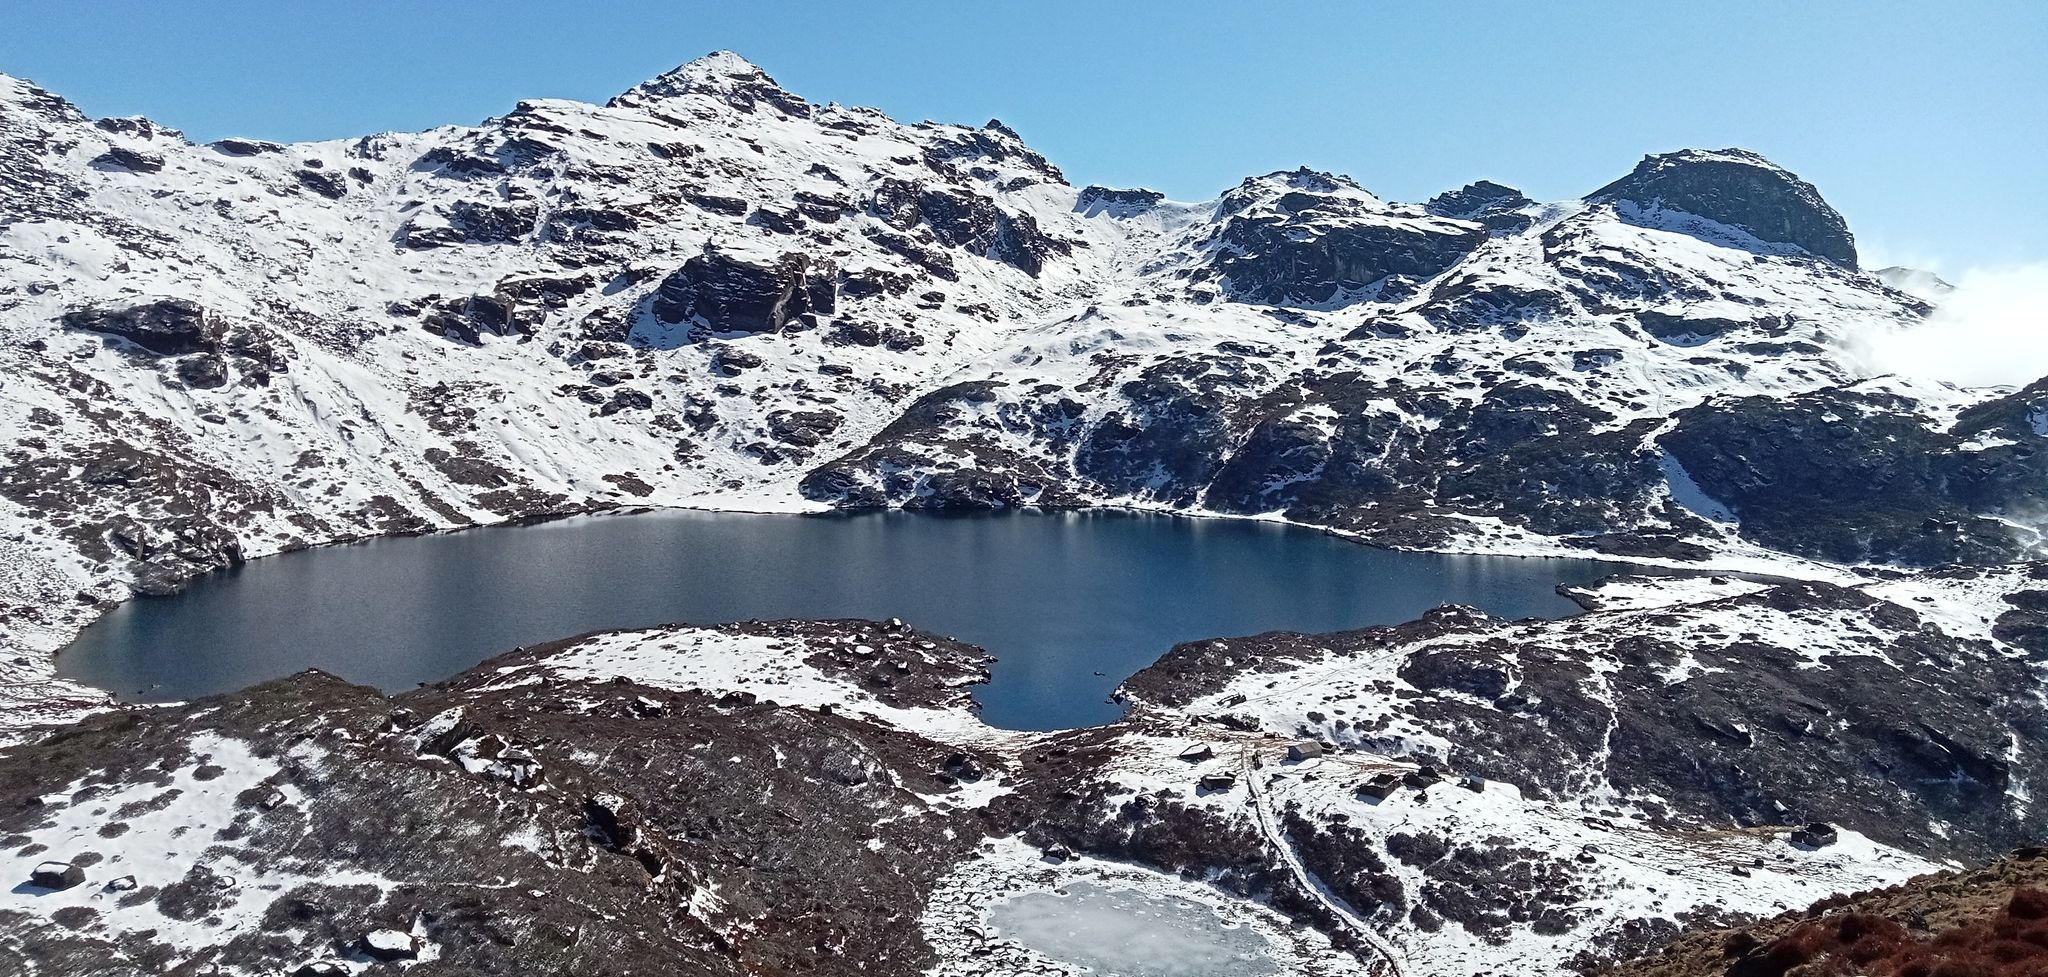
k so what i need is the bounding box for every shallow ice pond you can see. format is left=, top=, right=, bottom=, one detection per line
left=986, top=881, right=1280, bottom=976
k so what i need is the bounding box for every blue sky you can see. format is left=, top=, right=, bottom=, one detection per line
left=5, top=1, right=2042, bottom=271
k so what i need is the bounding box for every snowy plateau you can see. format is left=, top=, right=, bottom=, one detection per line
left=0, top=51, right=2045, bottom=976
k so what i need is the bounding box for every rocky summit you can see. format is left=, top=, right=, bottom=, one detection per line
left=1, top=50, right=2045, bottom=977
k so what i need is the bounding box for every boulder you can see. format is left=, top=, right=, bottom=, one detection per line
left=296, top=168, right=347, bottom=199
left=766, top=410, right=843, bottom=448
left=64, top=299, right=221, bottom=355
left=209, top=138, right=283, bottom=156
left=30, top=861, right=85, bottom=890
left=709, top=346, right=765, bottom=376
left=90, top=147, right=164, bottom=173
left=938, top=752, right=984, bottom=783
left=175, top=354, right=230, bottom=389
left=1793, top=821, right=1840, bottom=848
left=419, top=294, right=527, bottom=345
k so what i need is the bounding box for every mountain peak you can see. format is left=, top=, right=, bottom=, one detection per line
left=607, top=51, right=808, bottom=116
left=1588, top=147, right=1857, bottom=268
left=1218, top=168, right=1378, bottom=215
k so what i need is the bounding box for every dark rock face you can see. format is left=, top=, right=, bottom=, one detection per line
left=767, top=409, right=843, bottom=448
left=801, top=379, right=1089, bottom=510
left=610, top=51, right=813, bottom=119
left=648, top=245, right=836, bottom=334
left=174, top=354, right=230, bottom=389
left=1077, top=185, right=1166, bottom=214
left=1425, top=180, right=1535, bottom=233
left=419, top=294, right=528, bottom=345
left=811, top=355, right=1674, bottom=555
left=924, top=120, right=1065, bottom=185
left=1661, top=384, right=2046, bottom=564
left=1633, top=309, right=1783, bottom=344
left=866, top=180, right=1068, bottom=276
left=1074, top=357, right=1262, bottom=505
left=1589, top=149, right=1858, bottom=268
left=62, top=299, right=221, bottom=355
left=88, top=146, right=163, bottom=173
left=295, top=167, right=346, bottom=199
left=598, top=388, right=653, bottom=415
left=208, top=138, right=283, bottom=156
left=1208, top=169, right=1487, bottom=305
left=398, top=199, right=539, bottom=249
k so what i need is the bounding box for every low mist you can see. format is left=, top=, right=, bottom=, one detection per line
left=1859, top=263, right=2048, bottom=388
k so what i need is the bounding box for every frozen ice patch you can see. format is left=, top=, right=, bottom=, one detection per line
left=1660, top=450, right=1735, bottom=523
left=987, top=881, right=1279, bottom=977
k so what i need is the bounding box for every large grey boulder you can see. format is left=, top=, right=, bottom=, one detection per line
left=30, top=861, right=84, bottom=890
left=63, top=298, right=222, bottom=355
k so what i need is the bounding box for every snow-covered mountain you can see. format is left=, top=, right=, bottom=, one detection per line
left=3, top=53, right=2041, bottom=667
left=2, top=51, right=2046, bottom=976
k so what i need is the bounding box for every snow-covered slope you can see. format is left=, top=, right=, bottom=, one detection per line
left=9, top=564, right=2041, bottom=975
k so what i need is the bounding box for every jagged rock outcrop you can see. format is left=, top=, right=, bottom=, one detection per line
left=1076, top=184, right=1165, bottom=214
left=1425, top=179, right=1536, bottom=232
left=647, top=243, right=837, bottom=334
left=1203, top=168, right=1489, bottom=304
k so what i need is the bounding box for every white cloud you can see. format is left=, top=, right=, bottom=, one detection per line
left=1857, top=263, right=2048, bottom=388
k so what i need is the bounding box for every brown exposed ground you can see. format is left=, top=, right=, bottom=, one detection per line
left=1604, top=849, right=2048, bottom=977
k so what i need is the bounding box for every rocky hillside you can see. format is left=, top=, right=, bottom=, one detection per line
left=5, top=566, right=2043, bottom=975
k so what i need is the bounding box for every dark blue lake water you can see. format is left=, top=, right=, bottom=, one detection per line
left=56, top=509, right=1639, bottom=729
